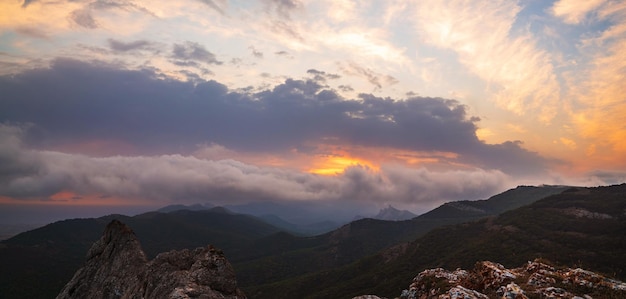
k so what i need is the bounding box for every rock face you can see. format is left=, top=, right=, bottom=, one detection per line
left=396, top=260, right=626, bottom=299
left=56, top=220, right=246, bottom=299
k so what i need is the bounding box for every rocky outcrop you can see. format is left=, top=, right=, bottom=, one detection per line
left=56, top=220, right=246, bottom=299
left=396, top=259, right=626, bottom=299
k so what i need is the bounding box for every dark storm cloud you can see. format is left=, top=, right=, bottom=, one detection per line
left=0, top=58, right=551, bottom=175
left=171, top=42, right=223, bottom=65
left=108, top=39, right=153, bottom=52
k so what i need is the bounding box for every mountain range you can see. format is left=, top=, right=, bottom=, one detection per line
left=2, top=184, right=623, bottom=298
left=257, top=184, right=626, bottom=298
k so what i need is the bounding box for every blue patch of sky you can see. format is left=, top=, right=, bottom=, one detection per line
left=0, top=32, right=19, bottom=54
left=511, top=0, right=611, bottom=62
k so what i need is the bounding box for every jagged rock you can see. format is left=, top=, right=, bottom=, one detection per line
left=442, top=286, right=488, bottom=299
left=473, top=261, right=517, bottom=290
left=395, top=259, right=626, bottom=299
left=496, top=283, right=527, bottom=299
left=56, top=220, right=246, bottom=299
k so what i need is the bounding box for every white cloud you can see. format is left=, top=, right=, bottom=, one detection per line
left=566, top=2, right=626, bottom=161
left=0, top=124, right=508, bottom=206
left=412, top=0, right=561, bottom=122
left=551, top=0, right=606, bottom=24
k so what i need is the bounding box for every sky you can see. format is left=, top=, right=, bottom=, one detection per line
left=1, top=0, right=626, bottom=224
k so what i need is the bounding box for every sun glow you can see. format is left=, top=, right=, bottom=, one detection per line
left=308, top=155, right=379, bottom=175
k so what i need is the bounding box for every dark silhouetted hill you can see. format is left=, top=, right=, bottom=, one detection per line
left=0, top=185, right=569, bottom=298
left=256, top=184, right=626, bottom=299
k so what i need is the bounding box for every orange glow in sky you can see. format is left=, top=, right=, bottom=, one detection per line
left=308, top=155, right=379, bottom=175
left=0, top=191, right=152, bottom=207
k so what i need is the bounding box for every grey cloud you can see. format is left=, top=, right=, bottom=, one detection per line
left=108, top=39, right=153, bottom=52
left=22, top=0, right=38, bottom=8
left=307, top=69, right=341, bottom=82
left=177, top=70, right=204, bottom=82
left=0, top=124, right=508, bottom=206
left=586, top=170, right=626, bottom=185
left=197, top=0, right=226, bottom=15
left=0, top=58, right=551, bottom=175
left=15, top=26, right=48, bottom=39
left=89, top=0, right=157, bottom=17
left=263, top=0, right=303, bottom=20
left=171, top=42, right=223, bottom=65
left=268, top=20, right=304, bottom=41
left=341, top=62, right=398, bottom=89
left=70, top=9, right=98, bottom=29
left=249, top=46, right=264, bottom=59
left=337, top=85, right=354, bottom=92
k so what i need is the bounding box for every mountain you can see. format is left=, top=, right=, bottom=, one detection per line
left=0, top=185, right=570, bottom=298
left=373, top=205, right=417, bottom=221
left=0, top=207, right=281, bottom=298
left=57, top=220, right=246, bottom=299
left=417, top=184, right=570, bottom=220
left=262, top=184, right=626, bottom=298
left=258, top=214, right=340, bottom=236
left=224, top=200, right=368, bottom=228
left=156, top=203, right=213, bottom=213
left=0, top=223, right=43, bottom=241
left=232, top=185, right=569, bottom=294
left=354, top=259, right=626, bottom=299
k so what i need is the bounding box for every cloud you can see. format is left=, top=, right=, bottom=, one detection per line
left=108, top=39, right=153, bottom=53
left=249, top=46, right=264, bottom=59
left=171, top=41, right=223, bottom=65
left=585, top=170, right=626, bottom=185
left=21, top=0, right=38, bottom=8
left=339, top=62, right=398, bottom=89
left=551, top=0, right=606, bottom=24
left=196, top=0, right=227, bottom=15
left=15, top=26, right=48, bottom=39
left=262, top=0, right=303, bottom=20
left=70, top=9, right=98, bottom=29
left=306, top=69, right=340, bottom=82
left=413, top=0, right=560, bottom=122
left=564, top=1, right=626, bottom=167
left=0, top=123, right=509, bottom=206
left=0, top=58, right=551, bottom=176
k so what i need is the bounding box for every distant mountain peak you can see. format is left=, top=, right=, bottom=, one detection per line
left=373, top=205, right=416, bottom=221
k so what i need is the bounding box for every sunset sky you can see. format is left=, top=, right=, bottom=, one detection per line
left=1, top=0, right=625, bottom=223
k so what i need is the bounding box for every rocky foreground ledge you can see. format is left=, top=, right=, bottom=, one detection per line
left=56, top=220, right=246, bottom=299
left=354, top=260, right=626, bottom=299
